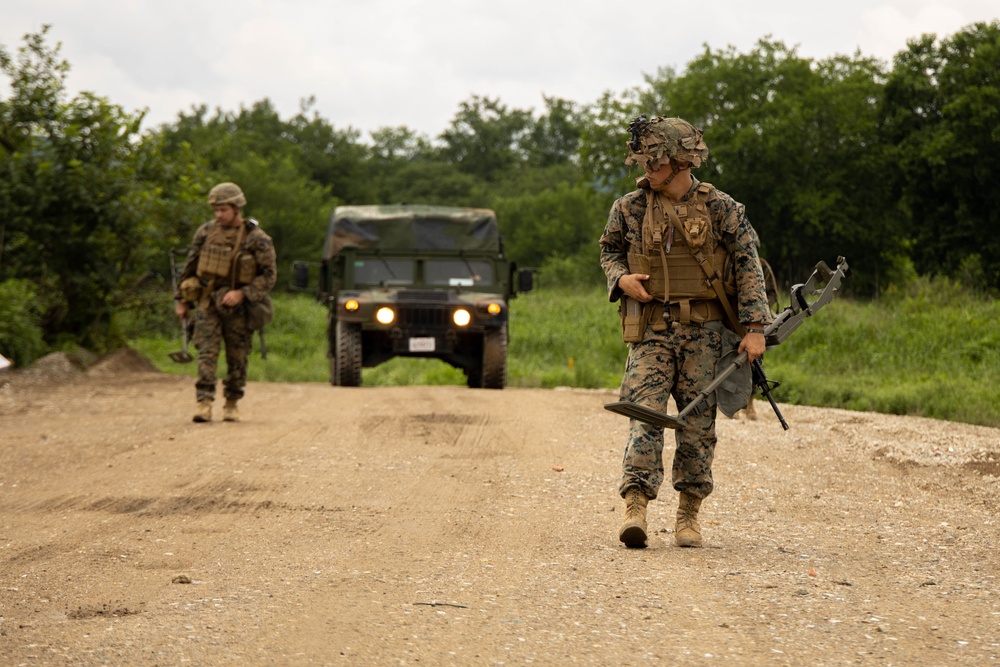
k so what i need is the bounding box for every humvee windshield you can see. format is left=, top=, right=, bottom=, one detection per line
left=425, top=259, right=494, bottom=286
left=353, top=259, right=415, bottom=286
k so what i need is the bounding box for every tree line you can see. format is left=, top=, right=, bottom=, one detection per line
left=1, top=22, right=998, bottom=363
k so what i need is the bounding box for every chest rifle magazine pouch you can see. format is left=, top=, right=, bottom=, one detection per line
left=197, top=243, right=234, bottom=281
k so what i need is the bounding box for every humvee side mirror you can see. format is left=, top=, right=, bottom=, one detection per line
left=292, top=261, right=309, bottom=290
left=517, top=268, right=535, bottom=293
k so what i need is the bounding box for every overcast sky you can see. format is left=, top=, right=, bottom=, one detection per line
left=2, top=0, right=997, bottom=140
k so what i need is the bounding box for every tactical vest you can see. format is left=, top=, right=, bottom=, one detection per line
left=196, top=223, right=257, bottom=286
left=621, top=183, right=736, bottom=341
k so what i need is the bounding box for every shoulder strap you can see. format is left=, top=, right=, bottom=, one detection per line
left=229, top=223, right=247, bottom=291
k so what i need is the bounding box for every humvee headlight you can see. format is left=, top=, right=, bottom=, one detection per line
left=344, top=299, right=360, bottom=312
left=376, top=307, right=395, bottom=325
left=453, top=308, right=472, bottom=327
left=486, top=302, right=502, bottom=315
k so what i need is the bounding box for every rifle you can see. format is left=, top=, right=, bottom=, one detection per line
left=605, top=256, right=851, bottom=431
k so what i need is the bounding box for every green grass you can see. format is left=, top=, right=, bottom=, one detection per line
left=129, top=279, right=1000, bottom=427
left=763, top=279, right=1000, bottom=427
left=130, top=289, right=628, bottom=389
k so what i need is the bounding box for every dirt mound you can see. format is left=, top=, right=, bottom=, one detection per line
left=12, top=351, right=84, bottom=381
left=87, top=347, right=161, bottom=376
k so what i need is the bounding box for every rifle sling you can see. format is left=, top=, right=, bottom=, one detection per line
left=230, top=223, right=246, bottom=291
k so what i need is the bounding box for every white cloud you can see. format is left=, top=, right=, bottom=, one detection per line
left=2, top=0, right=997, bottom=138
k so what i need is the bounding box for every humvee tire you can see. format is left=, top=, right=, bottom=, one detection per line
left=481, top=326, right=508, bottom=390
left=335, top=320, right=362, bottom=387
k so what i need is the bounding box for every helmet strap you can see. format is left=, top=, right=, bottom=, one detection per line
left=648, top=159, right=689, bottom=192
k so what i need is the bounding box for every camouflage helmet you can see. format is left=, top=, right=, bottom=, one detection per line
left=624, top=115, right=709, bottom=170
left=208, top=182, right=247, bottom=208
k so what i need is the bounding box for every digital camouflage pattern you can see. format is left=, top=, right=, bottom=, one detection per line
left=618, top=323, right=723, bottom=500
left=599, top=176, right=771, bottom=501
left=599, top=177, right=772, bottom=327
left=194, top=305, right=253, bottom=402
left=177, top=220, right=277, bottom=403
left=624, top=116, right=710, bottom=171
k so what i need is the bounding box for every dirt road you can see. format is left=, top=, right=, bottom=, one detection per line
left=1, top=353, right=998, bottom=665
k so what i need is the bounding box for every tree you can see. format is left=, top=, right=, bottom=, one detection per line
left=634, top=39, right=902, bottom=294
left=523, top=96, right=585, bottom=168
left=437, top=95, right=535, bottom=181
left=493, top=182, right=611, bottom=273
left=155, top=99, right=359, bottom=278
left=882, top=21, right=1000, bottom=291
left=577, top=88, right=643, bottom=194
left=0, top=26, right=205, bottom=350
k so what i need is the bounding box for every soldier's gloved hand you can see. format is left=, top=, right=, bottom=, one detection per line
left=618, top=274, right=653, bottom=302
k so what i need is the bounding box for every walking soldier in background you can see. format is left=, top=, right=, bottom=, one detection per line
left=174, top=183, right=277, bottom=423
left=599, top=117, right=772, bottom=548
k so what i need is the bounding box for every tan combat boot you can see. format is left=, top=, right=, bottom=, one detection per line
left=193, top=400, right=212, bottom=423
left=674, top=492, right=703, bottom=547
left=618, top=487, right=649, bottom=548
left=223, top=399, right=240, bottom=422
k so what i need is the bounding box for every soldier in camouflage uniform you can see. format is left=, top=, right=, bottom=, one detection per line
left=174, top=183, right=277, bottom=423
left=599, top=117, right=772, bottom=548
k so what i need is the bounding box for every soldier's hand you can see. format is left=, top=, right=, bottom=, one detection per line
left=739, top=331, right=766, bottom=363
left=221, top=289, right=245, bottom=308
left=618, top=274, right=653, bottom=302
left=175, top=301, right=189, bottom=319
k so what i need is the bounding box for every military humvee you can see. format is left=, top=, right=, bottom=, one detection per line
left=292, top=204, right=533, bottom=388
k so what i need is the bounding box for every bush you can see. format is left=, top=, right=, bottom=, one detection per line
left=0, top=280, right=46, bottom=367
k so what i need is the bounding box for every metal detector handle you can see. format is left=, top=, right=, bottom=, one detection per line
left=765, top=256, right=850, bottom=347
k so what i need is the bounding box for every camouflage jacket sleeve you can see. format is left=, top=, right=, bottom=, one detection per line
left=598, top=190, right=645, bottom=302
left=241, top=224, right=277, bottom=303
left=707, top=188, right=772, bottom=326
left=174, top=222, right=211, bottom=300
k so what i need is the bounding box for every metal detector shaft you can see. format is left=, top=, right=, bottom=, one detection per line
left=604, top=350, right=749, bottom=430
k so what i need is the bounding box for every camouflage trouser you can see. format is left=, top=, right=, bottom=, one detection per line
left=193, top=300, right=252, bottom=403
left=617, top=322, right=723, bottom=501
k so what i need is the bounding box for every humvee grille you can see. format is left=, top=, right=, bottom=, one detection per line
left=397, top=291, right=450, bottom=302
left=399, top=306, right=448, bottom=327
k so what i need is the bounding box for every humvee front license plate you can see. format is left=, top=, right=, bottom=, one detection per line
left=409, top=337, right=435, bottom=352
